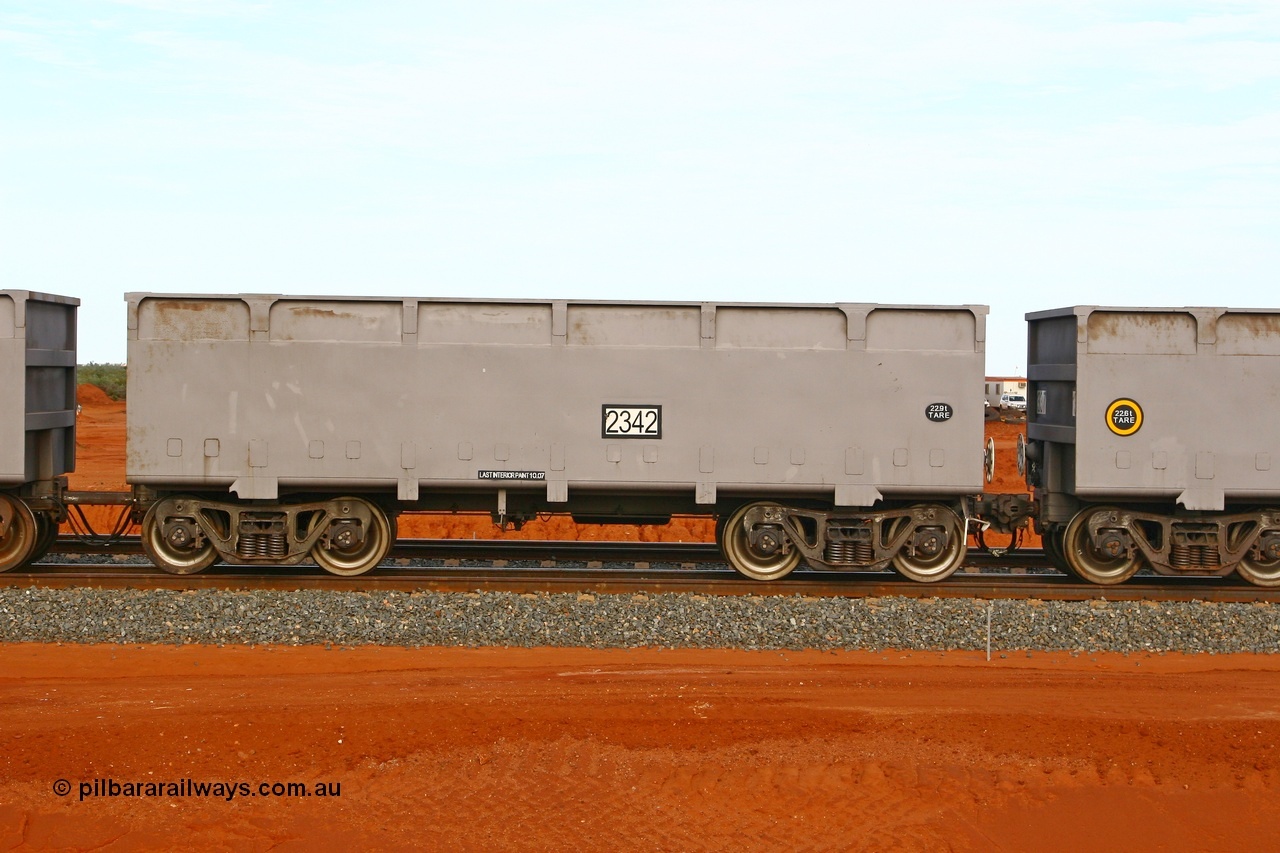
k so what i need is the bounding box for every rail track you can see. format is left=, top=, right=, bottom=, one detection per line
left=43, top=535, right=1044, bottom=567
left=4, top=537, right=1273, bottom=603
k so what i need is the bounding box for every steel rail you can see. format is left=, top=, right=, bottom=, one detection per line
left=42, top=535, right=1050, bottom=569
left=48, top=535, right=720, bottom=561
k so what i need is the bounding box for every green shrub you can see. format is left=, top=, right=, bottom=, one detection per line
left=76, top=363, right=127, bottom=400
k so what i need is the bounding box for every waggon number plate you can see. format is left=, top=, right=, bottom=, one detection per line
left=602, top=405, right=662, bottom=439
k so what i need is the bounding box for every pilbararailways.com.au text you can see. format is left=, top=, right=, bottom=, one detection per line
left=58, top=778, right=341, bottom=802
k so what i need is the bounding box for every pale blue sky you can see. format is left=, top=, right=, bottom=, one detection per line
left=3, top=1, right=1277, bottom=370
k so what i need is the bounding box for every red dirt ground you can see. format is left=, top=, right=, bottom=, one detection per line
left=5, top=646, right=1280, bottom=851
left=3, top=389, right=1271, bottom=850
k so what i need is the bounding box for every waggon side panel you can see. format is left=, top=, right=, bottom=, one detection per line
left=0, top=291, right=80, bottom=486
left=1028, top=306, right=1280, bottom=511
left=126, top=295, right=987, bottom=507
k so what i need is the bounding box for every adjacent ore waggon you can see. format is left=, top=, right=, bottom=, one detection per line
left=1023, top=306, right=1280, bottom=586
left=0, top=290, right=78, bottom=572
left=126, top=294, right=994, bottom=581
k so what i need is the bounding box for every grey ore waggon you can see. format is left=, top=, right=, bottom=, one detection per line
left=123, top=294, right=1000, bottom=581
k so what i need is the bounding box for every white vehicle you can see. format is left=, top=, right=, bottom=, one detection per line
left=1000, top=393, right=1027, bottom=411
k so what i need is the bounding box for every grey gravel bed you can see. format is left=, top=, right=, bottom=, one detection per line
left=3, top=587, right=1280, bottom=653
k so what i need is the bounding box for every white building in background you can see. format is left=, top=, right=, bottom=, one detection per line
left=984, top=377, right=1027, bottom=409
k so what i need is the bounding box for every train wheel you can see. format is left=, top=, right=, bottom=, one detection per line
left=141, top=500, right=218, bottom=575
left=1232, top=524, right=1280, bottom=587
left=1062, top=506, right=1141, bottom=585
left=1236, top=555, right=1280, bottom=587
left=310, top=498, right=392, bottom=577
left=0, top=495, right=38, bottom=572
left=889, top=505, right=967, bottom=583
left=28, top=513, right=59, bottom=564
left=721, top=502, right=801, bottom=581
left=1041, top=528, right=1075, bottom=577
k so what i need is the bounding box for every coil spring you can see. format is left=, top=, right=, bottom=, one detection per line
left=1171, top=544, right=1220, bottom=568
left=237, top=533, right=287, bottom=559
left=824, top=541, right=874, bottom=565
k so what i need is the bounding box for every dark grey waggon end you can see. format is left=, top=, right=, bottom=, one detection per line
left=125, top=294, right=995, bottom=581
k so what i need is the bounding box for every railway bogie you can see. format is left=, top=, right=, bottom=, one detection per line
left=138, top=493, right=395, bottom=576
left=718, top=500, right=971, bottom=582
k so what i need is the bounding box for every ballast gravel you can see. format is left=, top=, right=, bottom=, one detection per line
left=2, top=587, right=1279, bottom=653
